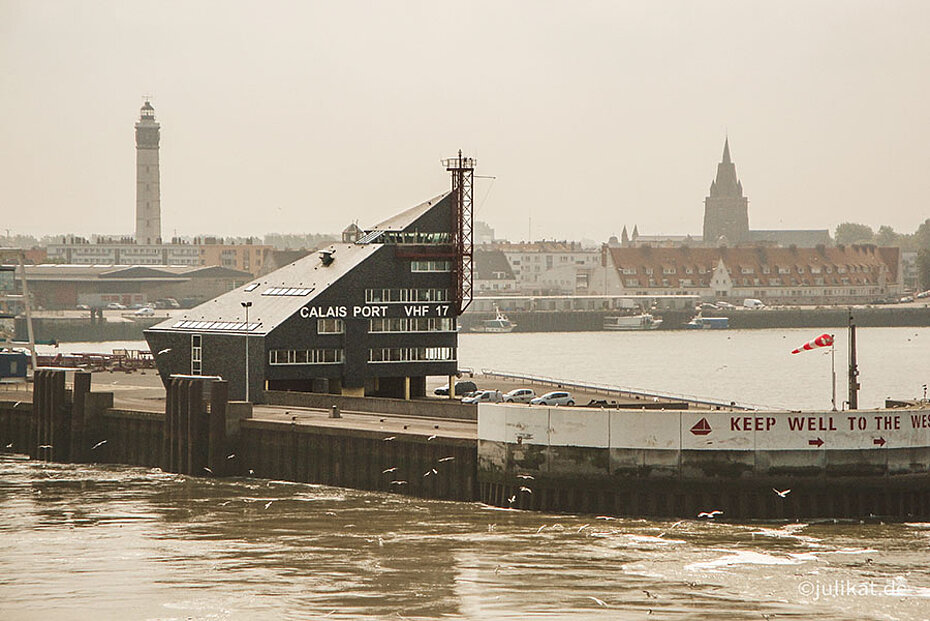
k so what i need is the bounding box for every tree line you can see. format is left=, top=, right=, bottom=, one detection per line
left=834, top=220, right=930, bottom=290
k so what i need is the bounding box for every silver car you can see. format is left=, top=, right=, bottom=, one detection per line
left=530, top=391, right=575, bottom=406
left=503, top=388, right=536, bottom=403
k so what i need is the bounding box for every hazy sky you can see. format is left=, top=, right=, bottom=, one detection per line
left=2, top=1, right=929, bottom=242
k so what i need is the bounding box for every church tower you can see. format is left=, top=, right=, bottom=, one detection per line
left=135, top=100, right=161, bottom=244
left=702, top=138, right=749, bottom=245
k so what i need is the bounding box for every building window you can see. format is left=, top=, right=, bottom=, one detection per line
left=365, top=288, right=450, bottom=303
left=317, top=318, right=344, bottom=334
left=368, top=347, right=456, bottom=363
left=369, top=317, right=454, bottom=333
left=191, top=334, right=202, bottom=375
left=261, top=287, right=314, bottom=296
left=410, top=260, right=452, bottom=272
left=268, top=349, right=344, bottom=365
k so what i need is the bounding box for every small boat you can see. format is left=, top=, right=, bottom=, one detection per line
left=603, top=313, right=662, bottom=331
left=685, top=315, right=729, bottom=330
left=470, top=307, right=516, bottom=333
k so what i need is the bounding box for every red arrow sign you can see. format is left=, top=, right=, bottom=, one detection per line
left=808, top=437, right=824, bottom=448
left=873, top=437, right=886, bottom=447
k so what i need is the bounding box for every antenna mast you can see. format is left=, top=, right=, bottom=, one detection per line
left=442, top=150, right=476, bottom=314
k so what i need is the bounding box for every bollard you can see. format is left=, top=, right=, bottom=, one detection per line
left=330, top=404, right=341, bottom=419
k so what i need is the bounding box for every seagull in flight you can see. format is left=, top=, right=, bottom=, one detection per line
left=519, top=486, right=532, bottom=494
left=516, top=474, right=534, bottom=480
left=382, top=467, right=398, bottom=473
left=91, top=440, right=108, bottom=450
left=382, top=436, right=396, bottom=442
left=698, top=510, right=723, bottom=519
left=586, top=596, right=607, bottom=607
left=773, top=488, right=791, bottom=498
left=427, top=435, right=437, bottom=441
left=438, top=456, right=455, bottom=463
left=264, top=500, right=273, bottom=509
left=226, top=453, right=236, bottom=460
left=156, top=348, right=172, bottom=356
left=390, top=480, right=408, bottom=486
left=203, top=467, right=213, bottom=474
left=507, top=495, right=516, bottom=504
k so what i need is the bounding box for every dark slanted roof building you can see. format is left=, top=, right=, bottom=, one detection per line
left=145, top=192, right=460, bottom=402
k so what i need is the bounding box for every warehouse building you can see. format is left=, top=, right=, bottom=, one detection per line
left=144, top=191, right=460, bottom=402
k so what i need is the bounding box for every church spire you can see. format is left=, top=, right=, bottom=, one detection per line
left=722, top=137, right=731, bottom=164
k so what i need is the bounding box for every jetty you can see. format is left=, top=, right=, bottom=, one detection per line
left=2, top=368, right=929, bottom=521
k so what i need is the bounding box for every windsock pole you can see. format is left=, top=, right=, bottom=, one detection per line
left=848, top=311, right=859, bottom=410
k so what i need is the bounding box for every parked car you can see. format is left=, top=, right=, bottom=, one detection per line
left=503, top=388, right=536, bottom=403
left=76, top=304, right=90, bottom=311
left=133, top=307, right=155, bottom=316
left=462, top=389, right=503, bottom=404
left=698, top=302, right=719, bottom=311
left=530, top=391, right=575, bottom=406
left=433, top=380, right=478, bottom=396
left=742, top=298, right=765, bottom=309
left=154, top=298, right=181, bottom=309
left=106, top=302, right=127, bottom=310
left=917, top=290, right=930, bottom=300
left=716, top=301, right=736, bottom=309
left=899, top=296, right=915, bottom=304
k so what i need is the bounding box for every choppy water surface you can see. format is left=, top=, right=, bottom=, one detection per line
left=2, top=455, right=929, bottom=620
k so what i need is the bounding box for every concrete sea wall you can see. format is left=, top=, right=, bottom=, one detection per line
left=477, top=404, right=930, bottom=519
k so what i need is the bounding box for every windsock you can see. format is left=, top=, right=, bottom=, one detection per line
left=791, top=333, right=834, bottom=354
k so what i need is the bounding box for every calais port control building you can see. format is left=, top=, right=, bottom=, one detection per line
left=145, top=154, right=477, bottom=402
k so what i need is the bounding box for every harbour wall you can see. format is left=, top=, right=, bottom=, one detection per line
left=478, top=404, right=930, bottom=520
left=5, top=371, right=930, bottom=520
left=265, top=390, right=477, bottom=421
left=0, top=371, right=476, bottom=503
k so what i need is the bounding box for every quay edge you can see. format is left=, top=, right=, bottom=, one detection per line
left=3, top=372, right=930, bottom=520
left=477, top=404, right=930, bottom=520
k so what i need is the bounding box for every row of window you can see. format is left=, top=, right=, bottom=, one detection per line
left=369, top=317, right=455, bottom=333
left=368, top=347, right=455, bottom=363
left=410, top=260, right=452, bottom=272
left=269, top=349, right=344, bottom=365
left=365, top=288, right=450, bottom=303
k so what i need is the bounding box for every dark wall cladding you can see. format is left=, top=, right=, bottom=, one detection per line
left=478, top=439, right=930, bottom=519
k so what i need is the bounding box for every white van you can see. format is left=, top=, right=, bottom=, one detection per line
left=743, top=298, right=765, bottom=309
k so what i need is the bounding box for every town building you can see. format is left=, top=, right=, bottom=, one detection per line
left=593, top=244, right=902, bottom=305
left=145, top=191, right=461, bottom=402
left=474, top=249, right=516, bottom=294
left=484, top=241, right=600, bottom=295
left=19, top=264, right=253, bottom=310
left=45, top=236, right=273, bottom=277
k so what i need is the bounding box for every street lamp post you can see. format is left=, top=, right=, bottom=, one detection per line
left=241, top=301, right=252, bottom=402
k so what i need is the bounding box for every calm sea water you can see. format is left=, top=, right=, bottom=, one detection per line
left=9, top=328, right=927, bottom=620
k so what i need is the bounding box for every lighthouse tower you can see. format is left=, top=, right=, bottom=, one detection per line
left=135, top=100, right=161, bottom=244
